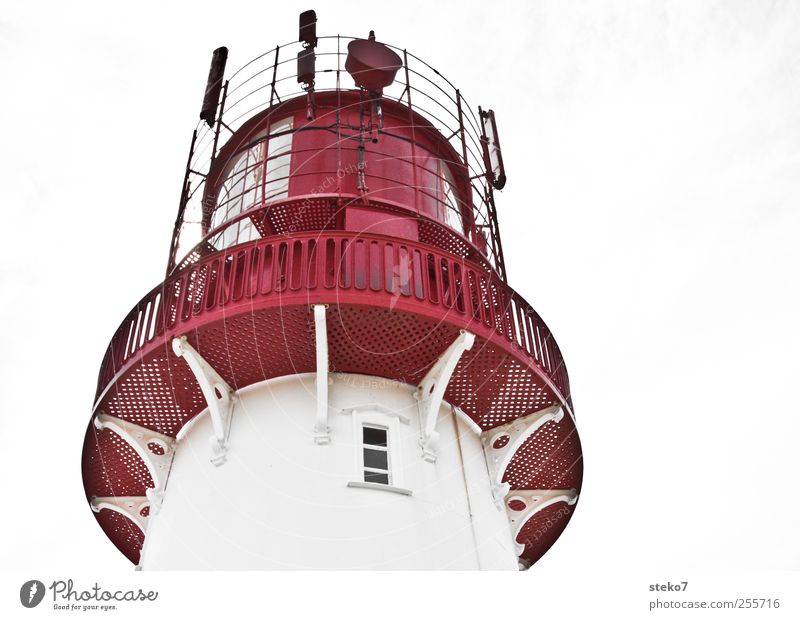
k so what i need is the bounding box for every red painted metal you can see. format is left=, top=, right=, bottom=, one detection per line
left=345, top=36, right=403, bottom=94
left=93, top=508, right=145, bottom=566
left=503, top=414, right=583, bottom=491
left=517, top=501, right=578, bottom=567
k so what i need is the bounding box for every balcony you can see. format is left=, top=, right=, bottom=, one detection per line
left=94, top=232, right=571, bottom=427
left=84, top=232, right=580, bottom=565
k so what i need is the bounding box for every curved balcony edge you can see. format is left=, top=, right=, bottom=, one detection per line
left=94, top=232, right=573, bottom=424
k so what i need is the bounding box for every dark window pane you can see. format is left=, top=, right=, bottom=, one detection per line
left=363, top=448, right=389, bottom=470
left=363, top=426, right=387, bottom=447
left=364, top=471, right=389, bottom=485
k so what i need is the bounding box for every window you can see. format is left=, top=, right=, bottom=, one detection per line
left=212, top=130, right=266, bottom=249
left=346, top=407, right=411, bottom=495
left=361, top=425, right=390, bottom=485
left=210, top=117, right=294, bottom=250
left=263, top=117, right=293, bottom=202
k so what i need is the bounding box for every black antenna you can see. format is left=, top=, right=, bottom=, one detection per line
left=298, top=10, right=318, bottom=119
left=199, top=47, right=228, bottom=128
left=299, top=10, right=317, bottom=48
left=297, top=47, right=315, bottom=86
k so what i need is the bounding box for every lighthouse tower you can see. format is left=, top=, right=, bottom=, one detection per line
left=82, top=11, right=583, bottom=570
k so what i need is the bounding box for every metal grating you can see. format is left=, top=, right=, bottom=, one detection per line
left=450, top=346, right=557, bottom=429
left=82, top=426, right=154, bottom=499
left=93, top=508, right=145, bottom=566
left=516, top=501, right=577, bottom=567
left=262, top=197, right=339, bottom=235
left=503, top=415, right=583, bottom=490
left=100, top=347, right=204, bottom=436
left=417, top=218, right=490, bottom=270
left=326, top=305, right=460, bottom=385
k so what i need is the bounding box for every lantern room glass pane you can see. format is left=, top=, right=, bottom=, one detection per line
left=439, top=159, right=464, bottom=234
left=210, top=117, right=294, bottom=250
left=264, top=117, right=293, bottom=202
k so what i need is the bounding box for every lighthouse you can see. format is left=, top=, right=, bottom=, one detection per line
left=81, top=11, right=583, bottom=570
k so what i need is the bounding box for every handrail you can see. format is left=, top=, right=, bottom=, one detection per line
left=177, top=194, right=494, bottom=273
left=97, top=233, right=570, bottom=414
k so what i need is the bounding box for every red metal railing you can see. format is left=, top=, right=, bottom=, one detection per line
left=97, top=233, right=570, bottom=412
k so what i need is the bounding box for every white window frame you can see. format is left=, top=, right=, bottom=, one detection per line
left=346, top=407, right=412, bottom=496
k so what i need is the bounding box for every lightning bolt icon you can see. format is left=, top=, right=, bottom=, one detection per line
left=29, top=582, right=38, bottom=603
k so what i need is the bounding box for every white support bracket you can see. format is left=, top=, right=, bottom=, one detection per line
left=453, top=405, right=483, bottom=436
left=482, top=403, right=564, bottom=503
left=505, top=489, right=578, bottom=556
left=312, top=304, right=331, bottom=444
left=416, top=330, right=475, bottom=463
left=90, top=496, right=151, bottom=535
left=94, top=412, right=176, bottom=512
left=172, top=336, right=235, bottom=466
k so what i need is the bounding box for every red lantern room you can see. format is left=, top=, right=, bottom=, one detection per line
left=82, top=10, right=583, bottom=570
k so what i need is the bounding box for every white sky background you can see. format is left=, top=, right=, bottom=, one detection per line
left=0, top=0, right=798, bottom=574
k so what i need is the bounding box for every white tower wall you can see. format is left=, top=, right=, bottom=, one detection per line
left=140, top=373, right=518, bottom=570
